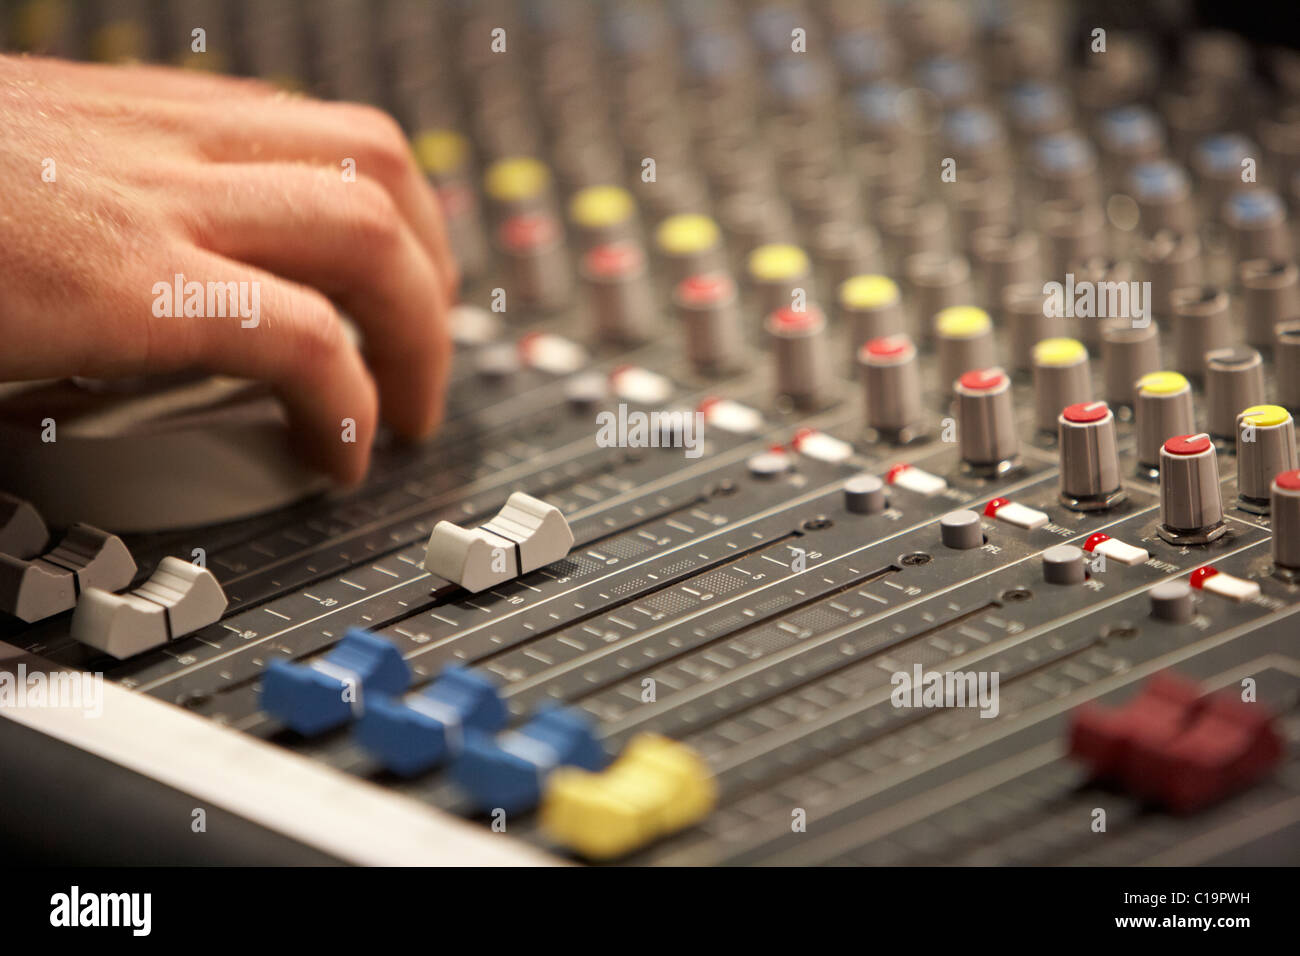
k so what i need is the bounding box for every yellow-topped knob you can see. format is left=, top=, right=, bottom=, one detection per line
left=1137, top=370, right=1190, bottom=395
left=935, top=305, right=991, bottom=338
left=1240, top=404, right=1290, bottom=428
left=540, top=733, right=716, bottom=861
left=569, top=185, right=636, bottom=229
left=840, top=274, right=899, bottom=309
left=655, top=213, right=720, bottom=256
left=414, top=130, right=470, bottom=176
left=1033, top=336, right=1089, bottom=366
left=484, top=156, right=550, bottom=203
left=748, top=243, right=809, bottom=281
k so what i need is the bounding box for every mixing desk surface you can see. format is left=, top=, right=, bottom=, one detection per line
left=1, top=0, right=1300, bottom=870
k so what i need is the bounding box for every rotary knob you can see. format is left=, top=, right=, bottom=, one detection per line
left=581, top=241, right=657, bottom=345
left=1158, top=434, right=1227, bottom=544
left=1135, top=371, right=1196, bottom=476
left=767, top=305, right=831, bottom=409
left=1101, top=323, right=1162, bottom=410
left=955, top=368, right=1020, bottom=474
left=839, top=275, right=905, bottom=354
left=1059, top=401, right=1124, bottom=510
left=1032, top=338, right=1092, bottom=433
left=1236, top=405, right=1299, bottom=513
left=1272, top=470, right=1300, bottom=572
left=936, top=306, right=996, bottom=392
left=498, top=212, right=572, bottom=312
left=1204, top=347, right=1266, bottom=441
left=674, top=273, right=744, bottom=374
left=859, top=335, right=926, bottom=443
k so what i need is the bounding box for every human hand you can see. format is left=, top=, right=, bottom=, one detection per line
left=0, top=55, right=459, bottom=484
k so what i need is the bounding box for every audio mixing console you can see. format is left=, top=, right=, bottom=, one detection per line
left=1, top=0, right=1299, bottom=869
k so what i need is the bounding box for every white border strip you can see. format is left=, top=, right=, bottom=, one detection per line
left=0, top=644, right=559, bottom=866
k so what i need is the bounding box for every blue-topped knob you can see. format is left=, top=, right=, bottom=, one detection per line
left=452, top=707, right=606, bottom=813
left=260, top=629, right=409, bottom=736
left=355, top=666, right=508, bottom=777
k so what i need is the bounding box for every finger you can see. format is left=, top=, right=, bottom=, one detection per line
left=185, top=97, right=460, bottom=302
left=63, top=247, right=379, bottom=485
left=176, top=163, right=451, bottom=440
left=32, top=55, right=282, bottom=101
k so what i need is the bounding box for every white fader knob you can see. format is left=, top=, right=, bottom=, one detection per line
left=424, top=492, right=574, bottom=593
left=71, top=557, right=229, bottom=660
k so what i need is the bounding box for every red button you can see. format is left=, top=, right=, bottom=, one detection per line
left=676, top=273, right=734, bottom=306
left=791, top=427, right=817, bottom=449
left=885, top=464, right=912, bottom=484
left=499, top=213, right=558, bottom=251
left=1188, top=565, right=1220, bottom=589
left=863, top=335, right=912, bottom=360
left=958, top=368, right=1006, bottom=392
left=1163, top=433, right=1212, bottom=456
left=1082, top=532, right=1111, bottom=552
left=984, top=497, right=1009, bottom=516
left=771, top=306, right=823, bottom=331
left=584, top=241, right=643, bottom=278
left=1276, top=469, right=1300, bottom=491
left=1063, top=401, right=1110, bottom=424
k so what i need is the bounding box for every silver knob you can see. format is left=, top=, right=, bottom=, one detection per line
left=1157, top=433, right=1227, bottom=544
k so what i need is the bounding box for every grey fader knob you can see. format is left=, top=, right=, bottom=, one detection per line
left=1236, top=405, right=1299, bottom=513
left=1135, top=371, right=1196, bottom=474
left=844, top=474, right=887, bottom=514
left=1204, top=347, right=1266, bottom=440
left=956, top=368, right=1020, bottom=473
left=1059, top=401, right=1124, bottom=510
left=766, top=305, right=831, bottom=409
left=0, top=493, right=48, bottom=559
left=1043, top=544, right=1086, bottom=584
left=424, top=492, right=574, bottom=593
left=674, top=273, right=744, bottom=373
left=0, top=525, right=136, bottom=624
left=1158, top=434, right=1227, bottom=544
left=71, top=557, right=229, bottom=660
left=1150, top=580, right=1195, bottom=622
left=1170, top=287, right=1233, bottom=380
left=1101, top=323, right=1162, bottom=409
left=1032, top=338, right=1092, bottom=433
left=940, top=509, right=984, bottom=550
left=859, top=335, right=925, bottom=443
left=1272, top=470, right=1300, bottom=570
